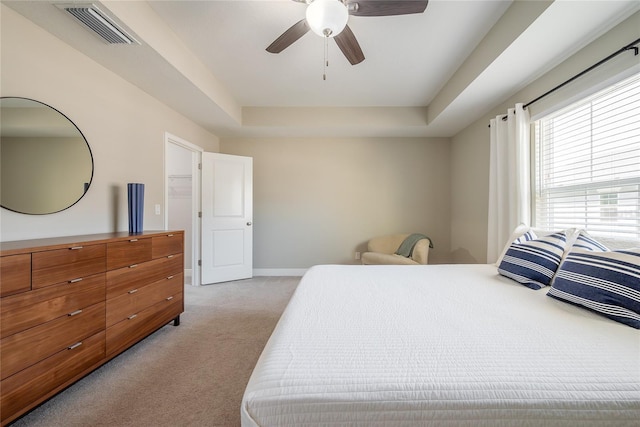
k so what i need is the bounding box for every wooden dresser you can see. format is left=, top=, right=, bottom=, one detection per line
left=0, top=231, right=184, bottom=426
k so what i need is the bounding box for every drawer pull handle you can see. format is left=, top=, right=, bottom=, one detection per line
left=167, top=255, right=174, bottom=259
left=166, top=296, right=174, bottom=301
left=129, top=264, right=138, bottom=269
left=68, top=309, right=83, bottom=317
left=68, top=342, right=83, bottom=350
left=129, top=239, right=138, bottom=242
left=167, top=234, right=174, bottom=237
left=167, top=275, right=174, bottom=280
left=128, top=289, right=138, bottom=294
left=128, top=314, right=138, bottom=320
left=70, top=246, right=83, bottom=250
left=69, top=278, right=83, bottom=283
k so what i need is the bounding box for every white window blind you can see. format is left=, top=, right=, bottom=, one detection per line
left=533, top=72, right=640, bottom=240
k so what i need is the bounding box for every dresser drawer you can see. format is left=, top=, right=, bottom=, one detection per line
left=106, top=273, right=183, bottom=327
left=0, top=331, right=105, bottom=425
left=0, top=254, right=31, bottom=297
left=0, top=302, right=105, bottom=380
left=107, top=237, right=152, bottom=270
left=106, top=254, right=183, bottom=300
left=32, top=244, right=105, bottom=289
left=1, top=273, right=105, bottom=339
left=152, top=232, right=183, bottom=259
left=106, top=292, right=183, bottom=357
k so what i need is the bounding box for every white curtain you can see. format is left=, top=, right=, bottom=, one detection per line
left=487, top=103, right=531, bottom=263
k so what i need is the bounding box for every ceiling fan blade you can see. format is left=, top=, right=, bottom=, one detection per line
left=334, top=25, right=365, bottom=65
left=347, top=0, right=428, bottom=17
left=266, top=19, right=310, bottom=53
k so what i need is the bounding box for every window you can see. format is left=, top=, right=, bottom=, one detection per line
left=533, top=73, right=640, bottom=240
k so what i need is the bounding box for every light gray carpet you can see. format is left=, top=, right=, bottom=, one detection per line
left=11, top=276, right=300, bottom=427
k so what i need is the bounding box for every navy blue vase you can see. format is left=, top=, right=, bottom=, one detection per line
left=127, top=183, right=144, bottom=234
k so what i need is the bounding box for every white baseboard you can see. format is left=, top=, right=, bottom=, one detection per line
left=253, top=268, right=307, bottom=277
left=183, top=268, right=193, bottom=285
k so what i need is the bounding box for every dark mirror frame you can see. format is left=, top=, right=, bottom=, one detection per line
left=0, top=97, right=94, bottom=215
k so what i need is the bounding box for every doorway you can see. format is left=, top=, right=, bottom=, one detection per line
left=164, top=134, right=253, bottom=286
left=164, top=132, right=202, bottom=287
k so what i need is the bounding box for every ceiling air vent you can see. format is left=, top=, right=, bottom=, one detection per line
left=60, top=4, right=139, bottom=45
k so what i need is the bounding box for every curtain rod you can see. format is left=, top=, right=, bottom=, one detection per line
left=523, top=37, right=640, bottom=109
left=488, top=37, right=640, bottom=127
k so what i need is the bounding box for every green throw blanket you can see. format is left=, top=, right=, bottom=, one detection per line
left=395, top=233, right=434, bottom=257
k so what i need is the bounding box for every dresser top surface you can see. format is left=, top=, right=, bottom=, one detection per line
left=1, top=231, right=184, bottom=256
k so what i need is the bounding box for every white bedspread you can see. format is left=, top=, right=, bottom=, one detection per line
left=241, top=264, right=640, bottom=426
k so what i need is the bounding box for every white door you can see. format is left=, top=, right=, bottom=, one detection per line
left=201, top=152, right=253, bottom=284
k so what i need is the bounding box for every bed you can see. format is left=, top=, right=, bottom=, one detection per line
left=241, top=263, right=639, bottom=426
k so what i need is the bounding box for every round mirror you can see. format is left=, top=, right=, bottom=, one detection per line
left=0, top=97, right=94, bottom=215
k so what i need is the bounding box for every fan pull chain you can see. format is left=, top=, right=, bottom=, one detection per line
left=323, top=36, right=328, bottom=81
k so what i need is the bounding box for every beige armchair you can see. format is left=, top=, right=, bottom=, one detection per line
left=361, top=233, right=431, bottom=265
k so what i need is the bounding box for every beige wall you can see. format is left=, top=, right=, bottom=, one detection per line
left=450, top=10, right=640, bottom=263
left=221, top=137, right=451, bottom=268
left=450, top=118, right=490, bottom=264
left=0, top=5, right=219, bottom=242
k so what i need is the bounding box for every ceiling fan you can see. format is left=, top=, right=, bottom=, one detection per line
left=266, top=0, right=429, bottom=65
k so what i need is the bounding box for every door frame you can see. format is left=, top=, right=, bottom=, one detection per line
left=164, top=132, right=203, bottom=287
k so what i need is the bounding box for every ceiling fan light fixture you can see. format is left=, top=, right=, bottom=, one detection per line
left=306, top=0, right=348, bottom=38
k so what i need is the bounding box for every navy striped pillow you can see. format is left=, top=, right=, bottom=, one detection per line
left=514, top=230, right=536, bottom=244
left=548, top=249, right=640, bottom=329
left=498, top=231, right=569, bottom=290
left=571, top=231, right=609, bottom=252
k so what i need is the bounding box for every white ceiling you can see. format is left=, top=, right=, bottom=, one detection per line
left=4, top=0, right=640, bottom=138
left=149, top=0, right=510, bottom=107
